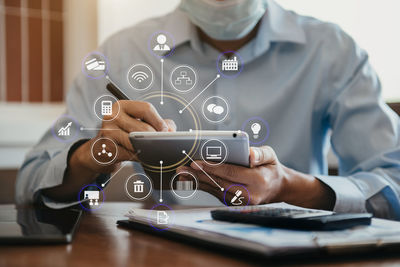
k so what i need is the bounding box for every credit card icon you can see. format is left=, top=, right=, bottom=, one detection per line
left=85, top=58, right=105, bottom=71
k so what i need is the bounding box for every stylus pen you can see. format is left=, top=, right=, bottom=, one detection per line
left=105, top=75, right=130, bottom=100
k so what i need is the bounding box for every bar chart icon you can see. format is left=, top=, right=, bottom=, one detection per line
left=58, top=122, right=72, bottom=136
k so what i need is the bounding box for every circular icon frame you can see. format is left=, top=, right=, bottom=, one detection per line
left=127, top=64, right=154, bottom=91
left=93, top=95, right=121, bottom=121
left=148, top=203, right=175, bottom=231
left=241, top=116, right=270, bottom=145
left=200, top=139, right=228, bottom=166
left=223, top=184, right=250, bottom=208
left=170, top=171, right=198, bottom=199
left=51, top=114, right=80, bottom=143
left=137, top=91, right=202, bottom=172
left=147, top=31, right=176, bottom=59
left=202, top=96, right=230, bottom=124
left=216, top=50, right=244, bottom=79
left=170, top=65, right=197, bottom=93
left=90, top=137, right=118, bottom=165
left=78, top=184, right=105, bottom=211
left=125, top=173, right=153, bottom=201
left=81, top=51, right=109, bottom=79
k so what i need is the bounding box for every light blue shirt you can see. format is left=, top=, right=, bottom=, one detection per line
left=16, top=1, right=400, bottom=218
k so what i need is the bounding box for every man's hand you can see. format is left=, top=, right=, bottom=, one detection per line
left=75, top=100, right=176, bottom=175
left=43, top=100, right=176, bottom=201
left=177, top=146, right=335, bottom=210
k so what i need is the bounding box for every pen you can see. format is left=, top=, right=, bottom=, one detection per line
left=231, top=190, right=242, bottom=203
left=105, top=75, right=130, bottom=100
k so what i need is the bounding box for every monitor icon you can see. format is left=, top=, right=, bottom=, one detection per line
left=206, top=146, right=222, bottom=160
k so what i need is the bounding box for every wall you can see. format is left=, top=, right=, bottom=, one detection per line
left=277, top=0, right=400, bottom=102
left=97, top=0, right=179, bottom=45
left=0, top=0, right=98, bottom=169
left=64, top=0, right=98, bottom=95
left=0, top=0, right=64, bottom=102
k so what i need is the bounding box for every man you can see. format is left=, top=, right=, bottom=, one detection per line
left=16, top=0, right=400, bottom=218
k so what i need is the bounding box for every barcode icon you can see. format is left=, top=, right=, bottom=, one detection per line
left=176, top=181, right=193, bottom=191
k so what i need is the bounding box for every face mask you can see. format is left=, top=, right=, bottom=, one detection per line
left=179, top=0, right=268, bottom=40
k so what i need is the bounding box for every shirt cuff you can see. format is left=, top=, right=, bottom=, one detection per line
left=36, top=139, right=89, bottom=209
left=41, top=195, right=85, bottom=209
left=316, top=175, right=367, bottom=213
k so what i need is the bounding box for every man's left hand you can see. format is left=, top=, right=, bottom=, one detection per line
left=176, top=146, right=335, bottom=210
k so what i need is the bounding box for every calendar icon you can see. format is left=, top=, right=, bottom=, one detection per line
left=101, top=101, right=113, bottom=116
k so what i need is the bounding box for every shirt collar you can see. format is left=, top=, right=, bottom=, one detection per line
left=251, top=0, right=306, bottom=59
left=161, top=0, right=306, bottom=57
left=263, top=0, right=306, bottom=44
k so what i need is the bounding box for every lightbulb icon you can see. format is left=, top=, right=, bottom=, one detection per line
left=251, top=123, right=261, bottom=139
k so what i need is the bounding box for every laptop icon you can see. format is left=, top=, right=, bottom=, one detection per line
left=206, top=146, right=222, bottom=160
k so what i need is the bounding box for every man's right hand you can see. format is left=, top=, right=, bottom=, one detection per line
left=43, top=100, right=176, bottom=201
left=77, top=100, right=176, bottom=174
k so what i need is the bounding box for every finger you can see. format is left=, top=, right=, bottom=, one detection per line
left=120, top=100, right=168, bottom=132
left=96, top=162, right=122, bottom=175
left=207, top=182, right=251, bottom=207
left=175, top=168, right=240, bottom=205
left=176, top=165, right=192, bottom=174
left=99, top=127, right=134, bottom=154
left=115, top=144, right=138, bottom=162
left=178, top=175, right=192, bottom=181
left=190, top=161, right=252, bottom=184
left=198, top=182, right=236, bottom=205
left=176, top=168, right=195, bottom=181
left=114, top=112, right=156, bottom=133
left=198, top=182, right=226, bottom=203
left=164, top=119, right=177, bottom=132
left=177, top=166, right=230, bottom=192
left=226, top=187, right=251, bottom=206
left=190, top=169, right=232, bottom=192
left=250, top=146, right=277, bottom=167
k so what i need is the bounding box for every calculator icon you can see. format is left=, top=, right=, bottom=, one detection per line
left=101, top=101, right=113, bottom=116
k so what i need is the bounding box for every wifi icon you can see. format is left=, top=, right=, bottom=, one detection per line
left=127, top=64, right=154, bottom=91
left=132, top=71, right=149, bottom=83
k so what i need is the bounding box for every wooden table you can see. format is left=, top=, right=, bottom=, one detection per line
left=1, top=202, right=400, bottom=267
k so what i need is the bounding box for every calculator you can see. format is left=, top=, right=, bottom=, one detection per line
left=211, top=207, right=372, bottom=231
left=101, top=100, right=113, bottom=116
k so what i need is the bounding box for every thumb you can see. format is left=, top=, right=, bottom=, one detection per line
left=250, top=146, right=277, bottom=167
left=164, top=119, right=177, bottom=132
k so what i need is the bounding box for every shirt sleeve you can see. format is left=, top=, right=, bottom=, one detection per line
left=320, top=34, right=400, bottom=219
left=15, top=33, right=139, bottom=207
left=15, top=68, right=110, bottom=207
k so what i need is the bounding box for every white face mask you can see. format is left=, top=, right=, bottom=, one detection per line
left=180, top=0, right=268, bottom=40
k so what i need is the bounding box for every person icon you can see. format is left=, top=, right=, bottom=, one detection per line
left=153, top=34, right=170, bottom=51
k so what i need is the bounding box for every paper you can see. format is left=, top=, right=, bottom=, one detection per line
left=125, top=203, right=400, bottom=252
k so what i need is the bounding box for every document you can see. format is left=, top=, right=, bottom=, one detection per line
left=125, top=203, right=400, bottom=254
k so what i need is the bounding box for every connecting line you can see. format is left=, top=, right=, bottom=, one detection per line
left=159, top=160, right=163, bottom=202
left=160, top=59, right=164, bottom=105
left=179, top=74, right=220, bottom=114
left=101, top=162, right=126, bottom=187
left=80, top=127, right=120, bottom=131
left=101, top=150, right=141, bottom=187
left=182, top=150, right=224, bottom=191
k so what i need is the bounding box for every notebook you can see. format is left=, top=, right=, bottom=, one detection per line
left=117, top=203, right=400, bottom=258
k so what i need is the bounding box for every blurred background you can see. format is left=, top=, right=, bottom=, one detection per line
left=0, top=0, right=399, bottom=203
